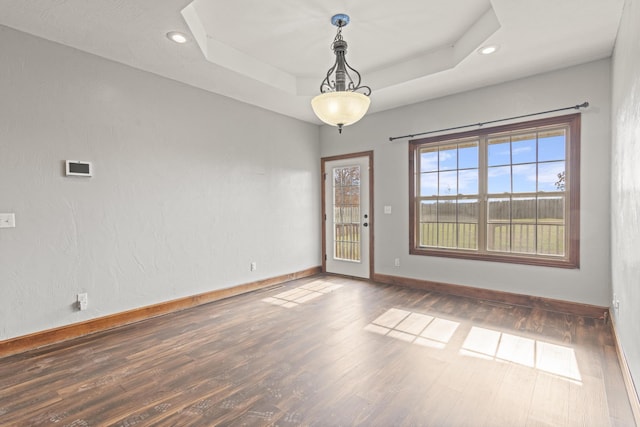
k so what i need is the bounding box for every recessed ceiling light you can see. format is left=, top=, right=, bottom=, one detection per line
left=167, top=31, right=188, bottom=44
left=478, top=45, right=499, bottom=55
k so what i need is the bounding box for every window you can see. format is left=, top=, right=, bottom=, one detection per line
left=409, top=114, right=580, bottom=268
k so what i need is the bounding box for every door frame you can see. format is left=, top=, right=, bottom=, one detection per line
left=321, top=150, right=374, bottom=279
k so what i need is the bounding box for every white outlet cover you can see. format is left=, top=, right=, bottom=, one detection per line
left=77, top=293, right=88, bottom=310
left=0, top=213, right=16, bottom=228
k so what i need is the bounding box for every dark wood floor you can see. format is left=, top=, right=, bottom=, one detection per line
left=0, top=275, right=635, bottom=426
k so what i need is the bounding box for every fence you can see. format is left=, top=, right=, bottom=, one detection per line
left=419, top=197, right=565, bottom=255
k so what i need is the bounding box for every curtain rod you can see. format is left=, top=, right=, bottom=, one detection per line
left=388, top=101, right=589, bottom=142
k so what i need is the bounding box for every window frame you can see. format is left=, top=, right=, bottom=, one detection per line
left=409, top=113, right=580, bottom=269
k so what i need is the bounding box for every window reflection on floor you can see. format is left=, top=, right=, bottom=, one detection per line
left=365, top=308, right=460, bottom=349
left=461, top=326, right=582, bottom=382
left=366, top=308, right=582, bottom=383
left=262, top=281, right=343, bottom=308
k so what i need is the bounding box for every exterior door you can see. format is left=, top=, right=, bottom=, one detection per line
left=323, top=153, right=372, bottom=278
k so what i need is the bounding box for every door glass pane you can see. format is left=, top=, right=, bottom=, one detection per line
left=333, top=166, right=361, bottom=262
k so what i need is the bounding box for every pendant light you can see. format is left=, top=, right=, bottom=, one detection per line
left=311, top=14, right=371, bottom=134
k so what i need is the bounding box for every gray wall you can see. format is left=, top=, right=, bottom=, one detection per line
left=611, top=0, right=640, bottom=399
left=0, top=26, right=321, bottom=341
left=321, top=59, right=612, bottom=307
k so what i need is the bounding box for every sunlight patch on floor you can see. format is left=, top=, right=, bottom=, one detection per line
left=365, top=308, right=582, bottom=384
left=460, top=326, right=582, bottom=382
left=262, top=281, right=343, bottom=308
left=365, top=308, right=460, bottom=349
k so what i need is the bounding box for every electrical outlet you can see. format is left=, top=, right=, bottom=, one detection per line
left=77, top=293, right=88, bottom=311
left=394, top=258, right=400, bottom=267
left=250, top=262, right=257, bottom=271
left=0, top=213, right=15, bottom=228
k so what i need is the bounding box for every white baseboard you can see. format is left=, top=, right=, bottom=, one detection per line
left=610, top=313, right=640, bottom=426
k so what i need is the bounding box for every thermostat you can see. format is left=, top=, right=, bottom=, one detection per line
left=65, top=160, right=92, bottom=177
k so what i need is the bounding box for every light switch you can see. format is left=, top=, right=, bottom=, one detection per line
left=0, top=213, right=15, bottom=228
left=384, top=205, right=392, bottom=214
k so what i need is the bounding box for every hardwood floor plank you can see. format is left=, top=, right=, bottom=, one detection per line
left=0, top=275, right=635, bottom=426
left=568, top=374, right=611, bottom=427
left=485, top=363, right=537, bottom=426
left=527, top=372, right=570, bottom=426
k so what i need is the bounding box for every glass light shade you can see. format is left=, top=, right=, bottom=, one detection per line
left=311, top=91, right=371, bottom=127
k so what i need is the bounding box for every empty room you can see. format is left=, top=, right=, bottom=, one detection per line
left=1, top=0, right=639, bottom=426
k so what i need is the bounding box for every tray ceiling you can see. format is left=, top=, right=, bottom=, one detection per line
left=0, top=0, right=624, bottom=124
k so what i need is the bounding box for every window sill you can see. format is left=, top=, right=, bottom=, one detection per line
left=409, top=247, right=578, bottom=269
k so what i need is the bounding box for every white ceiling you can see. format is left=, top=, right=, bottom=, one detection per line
left=0, top=0, right=624, bottom=124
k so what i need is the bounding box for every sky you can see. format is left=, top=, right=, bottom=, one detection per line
left=419, top=134, right=566, bottom=196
